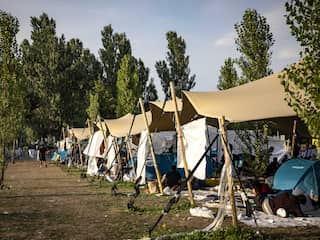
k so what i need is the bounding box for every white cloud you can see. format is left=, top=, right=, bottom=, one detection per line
left=214, top=31, right=236, bottom=47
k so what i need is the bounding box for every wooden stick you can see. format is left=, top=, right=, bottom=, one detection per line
left=291, top=120, right=297, bottom=158
left=169, top=82, right=194, bottom=206
left=139, top=98, right=163, bottom=194
left=98, top=115, right=108, bottom=157
left=218, top=116, right=237, bottom=226
left=126, top=138, right=136, bottom=177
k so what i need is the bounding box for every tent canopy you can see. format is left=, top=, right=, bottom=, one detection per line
left=273, top=158, right=320, bottom=201
left=181, top=72, right=296, bottom=123
left=102, top=112, right=152, bottom=138
left=68, top=127, right=91, bottom=141
left=149, top=99, right=182, bottom=132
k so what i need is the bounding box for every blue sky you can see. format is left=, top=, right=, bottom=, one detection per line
left=1, top=0, right=300, bottom=99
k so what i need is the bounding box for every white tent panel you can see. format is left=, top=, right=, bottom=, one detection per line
left=83, top=131, right=107, bottom=158
left=136, top=130, right=148, bottom=184
left=177, top=118, right=207, bottom=180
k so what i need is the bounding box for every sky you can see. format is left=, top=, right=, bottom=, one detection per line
left=1, top=0, right=301, bottom=99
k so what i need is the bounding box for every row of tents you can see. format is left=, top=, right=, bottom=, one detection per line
left=57, top=70, right=317, bottom=200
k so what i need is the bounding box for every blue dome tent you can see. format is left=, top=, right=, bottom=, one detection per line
left=273, top=158, right=320, bottom=201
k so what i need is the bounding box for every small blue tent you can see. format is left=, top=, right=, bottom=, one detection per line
left=273, top=158, right=320, bottom=201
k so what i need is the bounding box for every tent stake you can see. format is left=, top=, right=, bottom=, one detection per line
left=139, top=98, right=163, bottom=194
left=169, top=82, right=194, bottom=206
left=291, top=120, right=297, bottom=158
left=218, top=116, right=237, bottom=226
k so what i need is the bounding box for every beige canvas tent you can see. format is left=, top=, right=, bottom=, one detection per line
left=181, top=72, right=296, bottom=123
left=68, top=127, right=91, bottom=141
left=149, top=99, right=182, bottom=132
left=99, top=112, right=152, bottom=138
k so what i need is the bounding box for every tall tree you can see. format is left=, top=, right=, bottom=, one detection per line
left=281, top=0, right=320, bottom=138
left=86, top=91, right=99, bottom=133
left=235, top=9, right=274, bottom=83
left=58, top=37, right=102, bottom=127
left=116, top=55, right=141, bottom=117
left=21, top=13, right=61, bottom=137
left=143, top=78, right=158, bottom=102
left=99, top=25, right=131, bottom=117
left=0, top=11, right=25, bottom=185
left=234, top=9, right=275, bottom=177
left=155, top=31, right=196, bottom=98
left=217, top=57, right=239, bottom=90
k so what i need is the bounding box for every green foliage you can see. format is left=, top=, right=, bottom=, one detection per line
left=235, top=9, right=274, bottom=83
left=0, top=10, right=25, bottom=185
left=167, top=227, right=265, bottom=240
left=116, top=55, right=140, bottom=117
left=143, top=78, right=158, bottom=102
left=21, top=13, right=61, bottom=136
left=86, top=90, right=99, bottom=129
left=99, top=25, right=131, bottom=117
left=281, top=0, right=320, bottom=138
left=217, top=58, right=239, bottom=90
left=0, top=10, right=25, bottom=154
left=231, top=9, right=275, bottom=176
left=156, top=31, right=196, bottom=98
left=58, top=38, right=102, bottom=127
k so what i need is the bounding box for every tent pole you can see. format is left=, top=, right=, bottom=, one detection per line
left=77, top=140, right=83, bottom=167
left=139, top=98, right=163, bottom=194
left=169, top=82, right=194, bottom=206
left=98, top=115, right=108, bottom=156
left=291, top=120, right=297, bottom=158
left=218, top=116, right=237, bottom=227
left=126, top=138, right=136, bottom=178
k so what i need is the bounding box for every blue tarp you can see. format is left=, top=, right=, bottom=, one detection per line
left=136, top=153, right=214, bottom=180
left=273, top=158, right=320, bottom=201
left=50, top=150, right=68, bottom=161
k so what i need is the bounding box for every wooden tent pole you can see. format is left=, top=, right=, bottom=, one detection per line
left=139, top=98, right=163, bottom=194
left=291, top=120, right=297, bottom=158
left=98, top=115, right=108, bottom=156
left=126, top=139, right=136, bottom=177
left=169, top=81, right=194, bottom=206
left=218, top=116, right=237, bottom=227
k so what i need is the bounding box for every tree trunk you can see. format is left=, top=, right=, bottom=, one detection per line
left=0, top=144, right=6, bottom=187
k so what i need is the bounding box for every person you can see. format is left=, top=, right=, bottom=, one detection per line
left=265, top=157, right=279, bottom=177
left=39, top=144, right=47, bottom=167
left=252, top=182, right=306, bottom=217
left=162, top=165, right=181, bottom=190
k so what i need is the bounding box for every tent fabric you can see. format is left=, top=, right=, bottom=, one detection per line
left=87, top=156, right=98, bottom=176
left=177, top=118, right=208, bottom=180
left=148, top=99, right=182, bottom=132
left=106, top=135, right=117, bottom=170
left=181, top=72, right=296, bottom=123
left=83, top=131, right=107, bottom=158
left=273, top=158, right=320, bottom=201
left=136, top=130, right=148, bottom=184
left=102, top=112, right=152, bottom=137
left=68, top=128, right=91, bottom=141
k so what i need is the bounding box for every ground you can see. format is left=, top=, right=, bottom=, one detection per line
left=0, top=160, right=319, bottom=240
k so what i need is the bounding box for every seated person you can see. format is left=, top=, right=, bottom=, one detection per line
left=252, top=182, right=306, bottom=217
left=162, top=165, right=181, bottom=190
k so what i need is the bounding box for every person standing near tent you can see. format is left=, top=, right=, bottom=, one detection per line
left=39, top=144, right=47, bottom=168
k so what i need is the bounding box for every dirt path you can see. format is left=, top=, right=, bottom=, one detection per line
left=0, top=160, right=211, bottom=240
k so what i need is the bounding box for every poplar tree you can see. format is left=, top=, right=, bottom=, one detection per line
left=21, top=13, right=61, bottom=136
left=217, top=57, right=239, bottom=90
left=0, top=11, right=25, bottom=185
left=281, top=0, right=320, bottom=138
left=116, top=55, right=140, bottom=117
left=235, top=9, right=274, bottom=83
left=155, top=31, right=196, bottom=98
left=99, top=25, right=131, bottom=117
